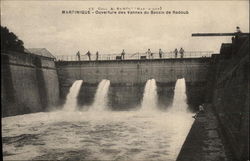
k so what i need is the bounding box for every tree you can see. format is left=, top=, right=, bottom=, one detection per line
left=1, top=26, right=24, bottom=52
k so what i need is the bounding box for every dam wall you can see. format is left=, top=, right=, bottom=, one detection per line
left=56, top=58, right=210, bottom=84
left=1, top=51, right=60, bottom=117
left=178, top=35, right=249, bottom=161
left=56, top=58, right=211, bottom=110
left=209, top=36, right=249, bottom=160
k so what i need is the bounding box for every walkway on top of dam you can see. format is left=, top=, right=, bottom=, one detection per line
left=55, top=50, right=214, bottom=85
left=55, top=51, right=214, bottom=62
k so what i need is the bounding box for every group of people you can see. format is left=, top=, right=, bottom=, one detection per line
left=75, top=26, right=243, bottom=61
left=174, top=48, right=185, bottom=58
left=76, top=51, right=99, bottom=61
left=122, top=48, right=185, bottom=60
left=145, top=48, right=184, bottom=59
left=76, top=48, right=185, bottom=61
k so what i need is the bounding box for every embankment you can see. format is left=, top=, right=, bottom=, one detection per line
left=1, top=51, right=60, bottom=117
left=177, top=35, right=249, bottom=161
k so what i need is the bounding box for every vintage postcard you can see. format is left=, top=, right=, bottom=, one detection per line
left=1, top=0, right=249, bottom=161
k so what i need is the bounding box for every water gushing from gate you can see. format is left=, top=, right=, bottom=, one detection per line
left=141, top=79, right=158, bottom=111
left=3, top=78, right=195, bottom=161
left=90, top=79, right=110, bottom=111
left=170, top=78, right=188, bottom=112
left=63, top=80, right=83, bottom=111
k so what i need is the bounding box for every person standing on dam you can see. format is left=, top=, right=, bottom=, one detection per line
left=236, top=26, right=242, bottom=33
left=151, top=52, right=154, bottom=59
left=174, top=48, right=178, bottom=58
left=159, top=49, right=163, bottom=59
left=179, top=48, right=184, bottom=58
left=86, top=51, right=91, bottom=61
left=232, top=26, right=243, bottom=56
left=76, top=51, right=81, bottom=61
left=235, top=26, right=242, bottom=42
left=146, top=49, right=152, bottom=59
left=121, top=49, right=125, bottom=60
left=96, top=51, right=99, bottom=61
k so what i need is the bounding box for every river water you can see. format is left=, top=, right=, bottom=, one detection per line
left=2, top=111, right=193, bottom=160
left=2, top=78, right=194, bottom=161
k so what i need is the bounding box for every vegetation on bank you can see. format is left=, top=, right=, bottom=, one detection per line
left=1, top=26, right=24, bottom=52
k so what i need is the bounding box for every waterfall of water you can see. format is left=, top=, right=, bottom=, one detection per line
left=141, top=79, right=158, bottom=111
left=90, top=79, right=110, bottom=111
left=170, top=78, right=188, bottom=112
left=63, top=80, right=83, bottom=111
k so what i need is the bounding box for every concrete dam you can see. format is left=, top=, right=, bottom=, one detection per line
left=1, top=35, right=249, bottom=161
left=2, top=50, right=210, bottom=116
left=56, top=58, right=210, bottom=110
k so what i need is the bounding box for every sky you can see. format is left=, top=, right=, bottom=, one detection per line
left=1, top=0, right=249, bottom=56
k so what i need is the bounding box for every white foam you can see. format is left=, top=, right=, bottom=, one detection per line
left=89, top=79, right=110, bottom=111
left=63, top=80, right=83, bottom=111
left=141, top=79, right=158, bottom=111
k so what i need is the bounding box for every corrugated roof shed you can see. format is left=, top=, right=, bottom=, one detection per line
left=27, top=48, right=55, bottom=59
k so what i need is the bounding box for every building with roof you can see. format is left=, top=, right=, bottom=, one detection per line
left=25, top=48, right=56, bottom=60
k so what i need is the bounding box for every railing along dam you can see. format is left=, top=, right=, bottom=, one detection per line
left=56, top=55, right=213, bottom=110
left=55, top=51, right=213, bottom=61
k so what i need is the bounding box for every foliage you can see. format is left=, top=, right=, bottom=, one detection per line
left=1, top=26, right=24, bottom=52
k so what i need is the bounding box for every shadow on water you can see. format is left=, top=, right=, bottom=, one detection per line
left=2, top=134, right=45, bottom=148
left=33, top=149, right=91, bottom=160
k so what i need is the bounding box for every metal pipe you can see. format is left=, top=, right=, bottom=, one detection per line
left=192, top=33, right=249, bottom=37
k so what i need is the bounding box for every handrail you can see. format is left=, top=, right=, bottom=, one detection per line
left=55, top=51, right=214, bottom=61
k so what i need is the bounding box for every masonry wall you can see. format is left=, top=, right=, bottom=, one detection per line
left=56, top=58, right=210, bottom=110
left=1, top=51, right=60, bottom=117
left=40, top=59, right=60, bottom=107
left=208, top=36, right=249, bottom=160
left=56, top=58, right=210, bottom=84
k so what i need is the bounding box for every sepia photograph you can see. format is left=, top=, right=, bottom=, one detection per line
left=1, top=0, right=249, bottom=160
